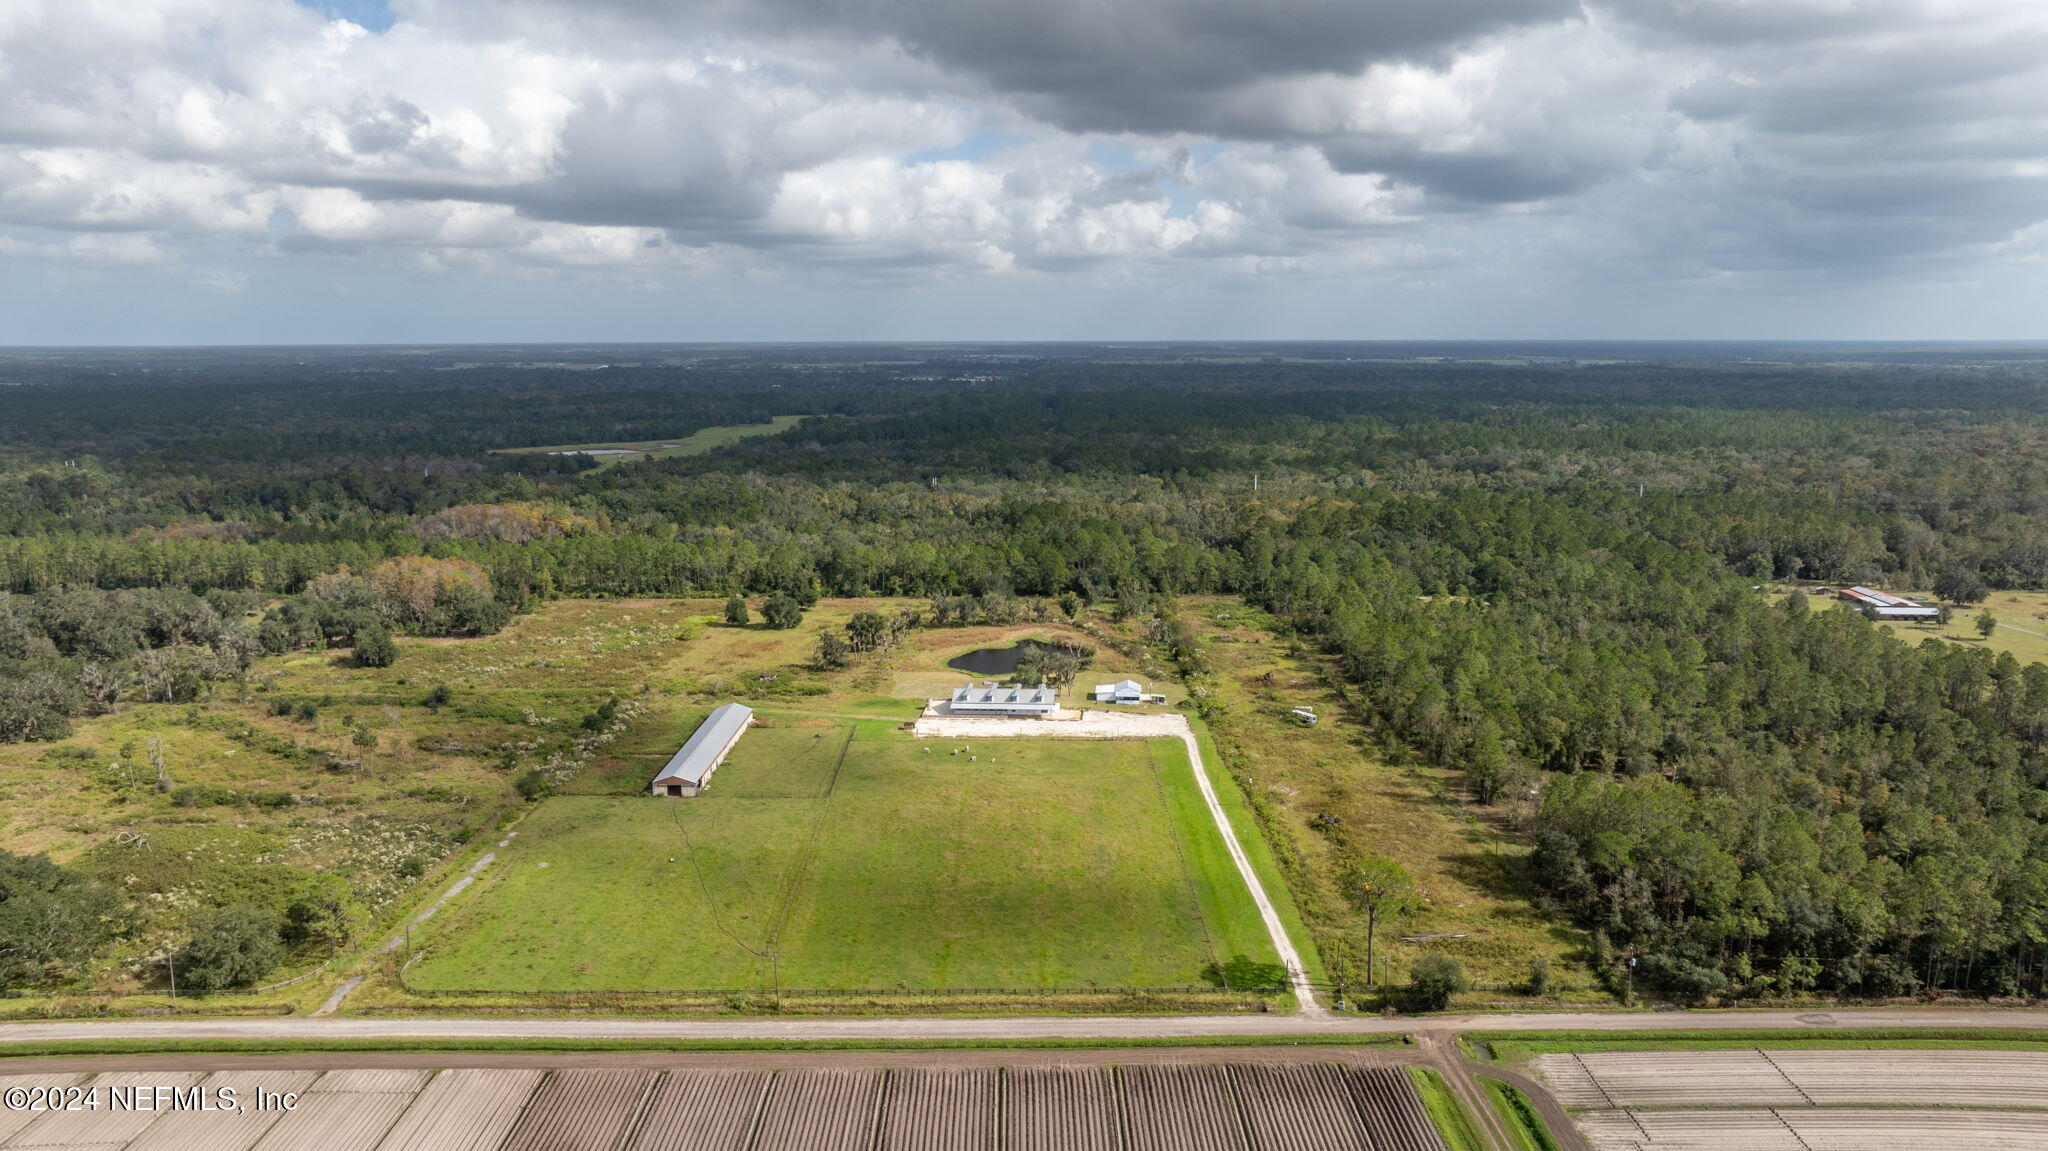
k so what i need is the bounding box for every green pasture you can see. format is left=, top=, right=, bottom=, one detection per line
left=490, top=415, right=809, bottom=467
left=406, top=723, right=1278, bottom=992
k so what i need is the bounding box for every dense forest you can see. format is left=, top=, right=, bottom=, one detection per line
left=5, top=341, right=2048, bottom=1002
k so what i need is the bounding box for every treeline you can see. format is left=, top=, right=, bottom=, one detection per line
left=1248, top=487, right=2048, bottom=1000
left=10, top=351, right=2048, bottom=1003
left=11, top=361, right=2048, bottom=596
left=0, top=555, right=520, bottom=740
left=0, top=586, right=260, bottom=740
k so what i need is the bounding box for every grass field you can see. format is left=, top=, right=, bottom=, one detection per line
left=1181, top=597, right=1585, bottom=1000
left=1769, top=585, right=2048, bottom=666
left=0, top=686, right=516, bottom=992
left=9, top=592, right=1280, bottom=1002
left=490, top=415, right=810, bottom=468
left=1410, top=1068, right=1486, bottom=1151
left=407, top=718, right=1279, bottom=992
left=1868, top=587, right=2048, bottom=666
left=1485, top=1080, right=1561, bottom=1151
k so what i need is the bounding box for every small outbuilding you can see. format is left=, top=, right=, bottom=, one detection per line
left=1092, top=679, right=1147, bottom=704
left=652, top=703, right=754, bottom=797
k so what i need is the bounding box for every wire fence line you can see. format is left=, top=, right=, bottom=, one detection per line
left=394, top=976, right=1285, bottom=1000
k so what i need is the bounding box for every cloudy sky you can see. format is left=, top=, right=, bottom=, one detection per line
left=2, top=0, right=2045, bottom=343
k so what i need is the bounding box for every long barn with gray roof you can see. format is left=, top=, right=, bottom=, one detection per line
left=652, top=703, right=754, bottom=797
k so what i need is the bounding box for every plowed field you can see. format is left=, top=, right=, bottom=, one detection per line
left=0, top=1060, right=1448, bottom=1151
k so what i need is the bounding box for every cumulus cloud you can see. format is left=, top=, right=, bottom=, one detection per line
left=0, top=0, right=2043, bottom=309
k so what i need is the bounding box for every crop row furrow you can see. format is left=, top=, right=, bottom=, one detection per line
left=0, top=1061, right=1448, bottom=1151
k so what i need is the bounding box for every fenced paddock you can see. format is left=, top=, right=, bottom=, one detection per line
left=0, top=1060, right=1450, bottom=1151
left=405, top=730, right=1279, bottom=997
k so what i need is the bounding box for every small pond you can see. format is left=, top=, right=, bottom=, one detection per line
left=946, top=639, right=1079, bottom=676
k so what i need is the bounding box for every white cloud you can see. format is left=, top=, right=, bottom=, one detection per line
left=0, top=0, right=2043, bottom=321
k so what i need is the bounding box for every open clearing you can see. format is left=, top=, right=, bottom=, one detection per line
left=1870, top=586, right=2048, bottom=666
left=1181, top=597, right=1585, bottom=999
left=1771, top=584, right=2048, bottom=667
left=490, top=415, right=810, bottom=467
left=0, top=1060, right=1451, bottom=1151
left=1, top=593, right=1293, bottom=1007
left=407, top=718, right=1278, bottom=991
left=1534, top=1048, right=2048, bottom=1151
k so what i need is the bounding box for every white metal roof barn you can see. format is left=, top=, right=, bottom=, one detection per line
left=652, top=703, right=754, bottom=797
left=948, top=683, right=1059, bottom=716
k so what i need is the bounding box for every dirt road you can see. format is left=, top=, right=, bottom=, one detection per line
left=1, top=1007, right=2043, bottom=1045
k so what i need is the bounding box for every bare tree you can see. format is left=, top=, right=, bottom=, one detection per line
left=146, top=735, right=171, bottom=793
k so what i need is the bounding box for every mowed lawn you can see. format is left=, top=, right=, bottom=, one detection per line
left=408, top=724, right=1272, bottom=991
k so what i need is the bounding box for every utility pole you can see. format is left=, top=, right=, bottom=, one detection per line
left=167, top=953, right=177, bottom=1002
